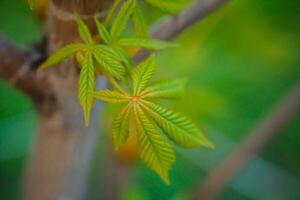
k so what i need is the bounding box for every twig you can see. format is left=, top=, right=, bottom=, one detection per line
left=134, top=0, right=229, bottom=63
left=195, top=82, right=300, bottom=200
left=0, top=34, right=51, bottom=105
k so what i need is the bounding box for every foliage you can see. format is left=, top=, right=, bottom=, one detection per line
left=92, top=56, right=213, bottom=184
left=37, top=0, right=213, bottom=183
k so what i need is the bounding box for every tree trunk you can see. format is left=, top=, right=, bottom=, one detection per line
left=24, top=1, right=109, bottom=199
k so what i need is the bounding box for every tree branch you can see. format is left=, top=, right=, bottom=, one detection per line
left=134, top=0, right=229, bottom=62
left=195, top=82, right=300, bottom=200
left=0, top=34, right=51, bottom=105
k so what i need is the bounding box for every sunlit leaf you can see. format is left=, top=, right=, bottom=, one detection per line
left=78, top=51, right=95, bottom=126
left=110, top=0, right=136, bottom=41
left=132, top=5, right=149, bottom=38
left=131, top=55, right=156, bottom=95
left=76, top=15, right=93, bottom=45
left=92, top=45, right=125, bottom=79
left=117, top=38, right=177, bottom=50
left=141, top=79, right=186, bottom=99
left=134, top=106, right=175, bottom=184
left=38, top=44, right=85, bottom=71
left=92, top=90, right=128, bottom=103
left=112, top=103, right=132, bottom=150
left=145, top=0, right=190, bottom=14
left=142, top=101, right=214, bottom=148
left=94, top=17, right=111, bottom=43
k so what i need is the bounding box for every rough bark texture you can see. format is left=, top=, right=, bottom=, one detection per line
left=24, top=1, right=109, bottom=199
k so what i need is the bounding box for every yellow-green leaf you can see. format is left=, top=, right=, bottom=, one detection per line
left=141, top=79, right=185, bottom=99
left=145, top=0, right=190, bottom=14
left=94, top=17, right=111, bottom=43
left=78, top=51, right=95, bottom=126
left=131, top=55, right=156, bottom=95
left=132, top=5, right=149, bottom=38
left=112, top=103, right=132, bottom=150
left=116, top=38, right=177, bottom=50
left=134, top=106, right=175, bottom=184
left=110, top=0, right=136, bottom=41
left=142, top=101, right=214, bottom=148
left=76, top=15, right=93, bottom=45
left=38, top=43, right=85, bottom=71
left=92, top=45, right=125, bottom=79
left=92, top=90, right=128, bottom=103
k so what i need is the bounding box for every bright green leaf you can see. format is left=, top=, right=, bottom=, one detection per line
left=76, top=15, right=93, bottom=45
left=142, top=101, right=214, bottom=148
left=145, top=0, right=190, bottom=14
left=78, top=51, right=95, bottom=126
left=110, top=0, right=136, bottom=41
left=94, top=17, right=111, bottom=43
left=134, top=106, right=175, bottom=184
left=132, top=5, right=149, bottom=38
left=38, top=43, right=85, bottom=71
left=141, top=79, right=186, bottom=99
left=112, top=46, right=132, bottom=69
left=131, top=55, right=156, bottom=95
left=112, top=103, right=132, bottom=150
left=116, top=38, right=177, bottom=50
left=92, top=90, right=128, bottom=103
left=92, top=45, right=125, bottom=79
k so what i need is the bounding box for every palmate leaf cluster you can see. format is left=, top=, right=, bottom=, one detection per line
left=92, top=56, right=214, bottom=184
left=38, top=0, right=213, bottom=183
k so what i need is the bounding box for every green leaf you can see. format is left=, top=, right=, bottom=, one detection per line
left=141, top=79, right=186, bottom=99
left=112, top=103, right=132, bottom=150
left=38, top=43, right=85, bottom=71
left=141, top=101, right=214, bottom=148
left=110, top=0, right=136, bottom=41
left=134, top=106, right=175, bottom=184
left=92, top=90, right=128, bottom=103
left=92, top=45, right=125, bottom=79
left=144, top=0, right=190, bottom=14
left=112, top=47, right=132, bottom=69
left=94, top=17, right=111, bottom=43
left=132, top=5, right=149, bottom=38
left=116, top=38, right=177, bottom=50
left=76, top=15, right=93, bottom=45
left=26, top=0, right=34, bottom=9
left=131, top=55, right=156, bottom=95
left=78, top=51, right=95, bottom=126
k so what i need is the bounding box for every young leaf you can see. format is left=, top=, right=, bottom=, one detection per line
left=112, top=47, right=133, bottom=69
left=110, top=0, right=136, bottom=41
left=132, top=5, right=149, bottom=38
left=141, top=79, right=186, bottom=99
left=92, top=90, right=128, bottom=103
left=76, top=15, right=93, bottom=45
left=78, top=51, right=95, bottom=126
left=131, top=55, right=156, bottom=95
left=116, top=38, right=177, bottom=50
left=134, top=106, right=175, bottom=184
left=141, top=101, right=214, bottom=148
left=112, top=104, right=132, bottom=150
left=92, top=45, right=125, bottom=79
left=94, top=17, right=111, bottom=43
left=144, top=0, right=190, bottom=14
left=38, top=44, right=85, bottom=71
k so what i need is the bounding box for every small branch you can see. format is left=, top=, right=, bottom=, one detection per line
left=195, top=82, right=300, bottom=200
left=134, top=0, right=229, bottom=62
left=0, top=34, right=51, bottom=105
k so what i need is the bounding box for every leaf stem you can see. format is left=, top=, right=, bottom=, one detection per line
left=107, top=75, right=128, bottom=96
left=104, top=0, right=121, bottom=26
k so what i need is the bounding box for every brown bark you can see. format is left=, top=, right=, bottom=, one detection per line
left=24, top=1, right=109, bottom=199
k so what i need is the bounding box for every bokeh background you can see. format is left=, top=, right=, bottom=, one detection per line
left=0, top=0, right=300, bottom=199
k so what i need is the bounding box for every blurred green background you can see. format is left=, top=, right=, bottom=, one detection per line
left=0, top=0, right=299, bottom=199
